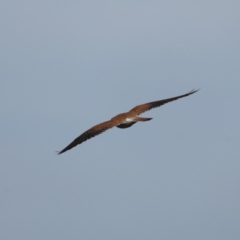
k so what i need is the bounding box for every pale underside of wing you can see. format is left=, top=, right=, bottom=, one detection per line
left=129, top=89, right=198, bottom=116
left=57, top=120, right=117, bottom=154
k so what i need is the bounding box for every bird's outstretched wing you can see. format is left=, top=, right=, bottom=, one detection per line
left=129, top=89, right=199, bottom=116
left=57, top=120, right=117, bottom=155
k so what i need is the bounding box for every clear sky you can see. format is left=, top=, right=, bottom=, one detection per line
left=1, top=1, right=239, bottom=239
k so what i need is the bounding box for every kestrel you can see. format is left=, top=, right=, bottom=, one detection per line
left=58, top=89, right=198, bottom=154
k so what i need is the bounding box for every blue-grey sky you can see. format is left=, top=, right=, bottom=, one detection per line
left=1, top=1, right=240, bottom=239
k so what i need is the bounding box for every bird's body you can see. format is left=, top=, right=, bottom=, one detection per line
left=58, top=89, right=198, bottom=154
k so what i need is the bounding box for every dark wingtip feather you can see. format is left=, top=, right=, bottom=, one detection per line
left=190, top=88, right=200, bottom=93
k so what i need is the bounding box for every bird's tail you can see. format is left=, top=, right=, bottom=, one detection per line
left=133, top=117, right=152, bottom=122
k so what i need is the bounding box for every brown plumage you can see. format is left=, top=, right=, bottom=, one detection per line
left=57, top=89, right=198, bottom=154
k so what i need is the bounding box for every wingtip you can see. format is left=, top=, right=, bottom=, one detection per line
left=189, top=88, right=200, bottom=94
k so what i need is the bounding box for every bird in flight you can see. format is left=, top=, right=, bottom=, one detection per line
left=58, top=89, right=198, bottom=154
